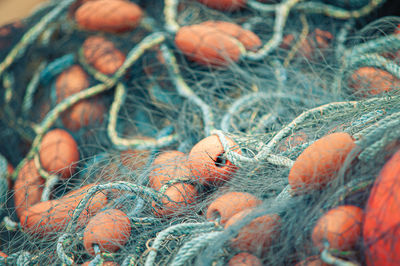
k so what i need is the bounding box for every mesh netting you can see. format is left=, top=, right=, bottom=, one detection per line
left=0, top=0, right=400, bottom=265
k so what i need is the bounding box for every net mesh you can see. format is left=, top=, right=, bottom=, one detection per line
left=0, top=0, right=400, bottom=265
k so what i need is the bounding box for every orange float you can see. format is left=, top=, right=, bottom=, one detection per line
left=83, top=209, right=131, bottom=256
left=55, top=65, right=105, bottom=131
left=206, top=192, right=262, bottom=225
left=175, top=24, right=241, bottom=66
left=225, top=208, right=281, bottom=255
left=152, top=183, right=198, bottom=217
left=55, top=65, right=89, bottom=103
left=175, top=21, right=260, bottom=67
left=39, top=129, right=79, bottom=179
left=348, top=67, right=400, bottom=96
left=312, top=205, right=363, bottom=251
left=83, top=36, right=126, bottom=75
left=75, top=0, right=143, bottom=33
left=197, top=0, right=246, bottom=11
left=200, top=21, right=261, bottom=51
left=188, top=135, right=241, bottom=185
left=288, top=132, right=356, bottom=193
left=148, top=151, right=189, bottom=191
left=364, top=149, right=400, bottom=265
left=20, top=184, right=108, bottom=238
left=61, top=99, right=105, bottom=131
left=13, top=160, right=45, bottom=218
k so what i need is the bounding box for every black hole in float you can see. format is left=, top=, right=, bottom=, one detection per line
left=215, top=153, right=226, bottom=168
left=209, top=209, right=221, bottom=221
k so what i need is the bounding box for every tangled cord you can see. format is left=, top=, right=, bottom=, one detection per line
left=0, top=0, right=399, bottom=265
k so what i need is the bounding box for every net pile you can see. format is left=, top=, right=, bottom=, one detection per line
left=0, top=0, right=400, bottom=265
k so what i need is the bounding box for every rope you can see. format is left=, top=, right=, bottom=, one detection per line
left=171, top=232, right=224, bottom=266
left=144, top=222, right=217, bottom=266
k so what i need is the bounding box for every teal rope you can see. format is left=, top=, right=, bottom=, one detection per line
left=295, top=0, right=386, bottom=19
left=65, top=182, right=161, bottom=234
left=356, top=111, right=400, bottom=162
left=170, top=232, right=224, bottom=266
left=57, top=234, right=74, bottom=265
left=355, top=111, right=400, bottom=146
left=220, top=92, right=308, bottom=133
left=347, top=34, right=400, bottom=58
left=22, top=61, right=47, bottom=115
left=144, top=222, right=217, bottom=266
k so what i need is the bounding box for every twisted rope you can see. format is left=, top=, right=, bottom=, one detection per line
left=164, top=0, right=180, bottom=33
left=215, top=130, right=295, bottom=168
left=108, top=83, right=179, bottom=150
left=57, top=233, right=74, bottom=265
left=246, top=0, right=302, bottom=60
left=171, top=231, right=224, bottom=266
left=160, top=44, right=215, bottom=136
left=22, top=61, right=47, bottom=115
left=144, top=222, right=217, bottom=266
left=220, top=92, right=309, bottom=133
left=66, top=182, right=161, bottom=234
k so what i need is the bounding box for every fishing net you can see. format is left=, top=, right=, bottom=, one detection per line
left=0, top=0, right=400, bottom=265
